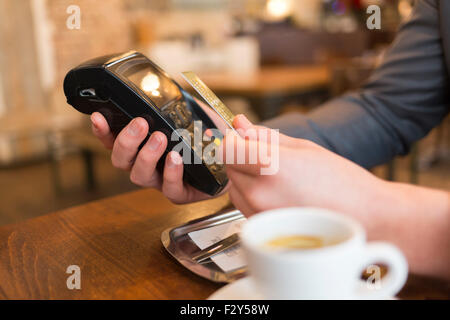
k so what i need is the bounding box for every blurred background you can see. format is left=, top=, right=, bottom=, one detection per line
left=0, top=0, right=448, bottom=226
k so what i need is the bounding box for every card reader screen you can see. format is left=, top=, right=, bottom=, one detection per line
left=117, top=58, right=181, bottom=108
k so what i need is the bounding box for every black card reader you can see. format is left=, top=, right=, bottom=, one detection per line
left=63, top=51, right=227, bottom=196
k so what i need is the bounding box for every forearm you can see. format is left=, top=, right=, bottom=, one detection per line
left=365, top=180, right=450, bottom=279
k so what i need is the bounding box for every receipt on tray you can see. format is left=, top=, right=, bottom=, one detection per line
left=188, top=219, right=246, bottom=273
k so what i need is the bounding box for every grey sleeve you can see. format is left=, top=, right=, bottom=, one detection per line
left=263, top=0, right=449, bottom=169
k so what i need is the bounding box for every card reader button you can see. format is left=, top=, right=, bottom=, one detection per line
left=165, top=102, right=192, bottom=129
left=168, top=110, right=183, bottom=128
left=174, top=103, right=192, bottom=128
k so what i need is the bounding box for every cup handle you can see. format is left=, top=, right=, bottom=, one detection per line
left=355, top=242, right=408, bottom=299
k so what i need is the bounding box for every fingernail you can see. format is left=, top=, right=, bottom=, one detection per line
left=167, top=152, right=182, bottom=168
left=127, top=119, right=140, bottom=136
left=148, top=133, right=161, bottom=151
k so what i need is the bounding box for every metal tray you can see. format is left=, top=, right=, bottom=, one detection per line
left=161, top=207, right=247, bottom=283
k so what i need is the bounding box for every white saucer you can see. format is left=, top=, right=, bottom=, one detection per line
left=208, top=277, right=397, bottom=300
left=208, top=277, right=265, bottom=300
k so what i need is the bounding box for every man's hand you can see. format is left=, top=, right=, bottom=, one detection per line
left=90, top=100, right=233, bottom=204
left=223, top=115, right=383, bottom=219
left=225, top=115, right=450, bottom=280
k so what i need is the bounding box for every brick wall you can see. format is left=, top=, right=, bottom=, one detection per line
left=47, top=0, right=133, bottom=89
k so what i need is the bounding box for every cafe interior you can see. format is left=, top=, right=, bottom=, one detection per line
left=0, top=0, right=449, bottom=300
left=2, top=0, right=448, bottom=225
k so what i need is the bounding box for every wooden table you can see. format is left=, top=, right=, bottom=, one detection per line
left=0, top=189, right=448, bottom=299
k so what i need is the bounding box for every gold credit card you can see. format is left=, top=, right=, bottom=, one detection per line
left=181, top=71, right=236, bottom=132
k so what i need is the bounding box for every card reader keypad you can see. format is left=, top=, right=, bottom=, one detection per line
left=162, top=101, right=192, bottom=129
left=162, top=102, right=226, bottom=181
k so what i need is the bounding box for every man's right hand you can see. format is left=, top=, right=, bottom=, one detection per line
left=90, top=111, right=228, bottom=204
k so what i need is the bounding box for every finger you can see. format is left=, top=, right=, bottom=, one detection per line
left=227, top=167, right=275, bottom=216
left=226, top=166, right=263, bottom=206
left=241, top=126, right=282, bottom=146
left=162, top=151, right=188, bottom=202
left=129, top=131, right=167, bottom=188
left=111, top=117, right=148, bottom=170
left=221, top=131, right=264, bottom=176
left=91, top=112, right=114, bottom=149
left=232, top=118, right=278, bottom=145
left=226, top=166, right=256, bottom=191
left=228, top=186, right=256, bottom=217
left=231, top=114, right=259, bottom=140
left=239, top=126, right=270, bottom=142
left=232, top=115, right=298, bottom=148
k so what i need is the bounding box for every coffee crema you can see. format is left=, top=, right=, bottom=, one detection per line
left=264, top=235, right=325, bottom=250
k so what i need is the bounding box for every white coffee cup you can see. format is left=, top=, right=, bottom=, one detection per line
left=241, top=207, right=408, bottom=299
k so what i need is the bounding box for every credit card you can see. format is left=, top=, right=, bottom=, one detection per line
left=181, top=71, right=236, bottom=132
